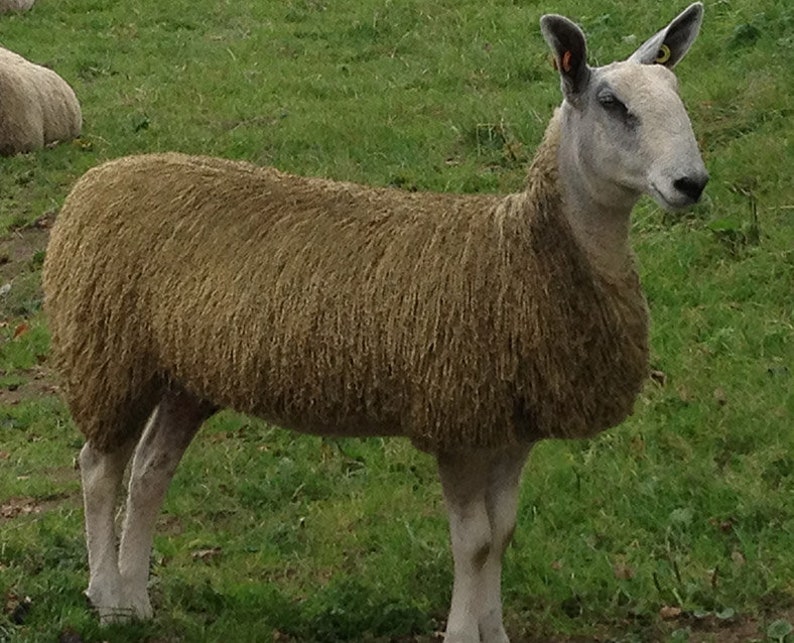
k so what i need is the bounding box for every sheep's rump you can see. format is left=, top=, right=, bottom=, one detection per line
left=0, top=46, right=81, bottom=156
left=44, top=150, right=648, bottom=454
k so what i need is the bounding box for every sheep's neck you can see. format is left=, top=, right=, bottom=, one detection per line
left=530, top=109, right=639, bottom=277
left=559, top=172, right=636, bottom=276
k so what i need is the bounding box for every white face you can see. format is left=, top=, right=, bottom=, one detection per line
left=542, top=3, right=708, bottom=212
left=568, top=61, right=708, bottom=211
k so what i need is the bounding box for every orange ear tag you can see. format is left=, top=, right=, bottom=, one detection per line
left=562, top=50, right=573, bottom=73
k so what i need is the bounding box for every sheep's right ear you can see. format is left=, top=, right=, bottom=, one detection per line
left=541, top=14, right=591, bottom=106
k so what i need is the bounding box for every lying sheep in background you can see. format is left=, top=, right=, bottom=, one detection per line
left=0, top=0, right=35, bottom=13
left=0, top=46, right=81, bottom=156
left=43, top=4, right=707, bottom=642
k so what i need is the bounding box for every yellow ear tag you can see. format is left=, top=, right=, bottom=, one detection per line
left=655, top=44, right=671, bottom=64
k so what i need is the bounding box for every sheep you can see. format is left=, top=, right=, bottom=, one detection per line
left=0, top=0, right=34, bottom=13
left=42, top=4, right=708, bottom=642
left=0, top=46, right=81, bottom=156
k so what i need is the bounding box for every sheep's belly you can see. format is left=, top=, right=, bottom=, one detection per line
left=249, top=409, right=406, bottom=440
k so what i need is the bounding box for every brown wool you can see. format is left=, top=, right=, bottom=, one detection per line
left=0, top=47, right=81, bottom=156
left=43, top=113, right=649, bottom=454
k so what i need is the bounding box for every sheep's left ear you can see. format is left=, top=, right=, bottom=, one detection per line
left=541, top=14, right=591, bottom=106
left=628, top=2, right=704, bottom=68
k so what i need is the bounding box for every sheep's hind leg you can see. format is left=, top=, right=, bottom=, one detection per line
left=117, top=388, right=215, bottom=620
left=80, top=439, right=137, bottom=624
left=438, top=445, right=532, bottom=643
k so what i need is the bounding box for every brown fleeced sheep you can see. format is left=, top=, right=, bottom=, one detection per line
left=43, top=4, right=708, bottom=642
left=0, top=0, right=34, bottom=13
left=0, top=46, right=81, bottom=156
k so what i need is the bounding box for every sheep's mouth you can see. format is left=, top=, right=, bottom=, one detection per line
left=648, top=183, right=696, bottom=212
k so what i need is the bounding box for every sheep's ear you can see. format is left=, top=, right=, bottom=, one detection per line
left=541, top=14, right=591, bottom=106
left=628, top=3, right=704, bottom=68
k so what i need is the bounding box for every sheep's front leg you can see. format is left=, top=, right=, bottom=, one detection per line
left=438, top=445, right=532, bottom=643
left=478, top=444, right=532, bottom=643
left=438, top=450, right=491, bottom=643
left=80, top=439, right=136, bottom=623
left=117, top=389, right=213, bottom=620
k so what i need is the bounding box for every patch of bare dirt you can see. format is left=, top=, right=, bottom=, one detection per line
left=0, top=212, right=51, bottom=320
left=503, top=608, right=794, bottom=643
left=0, top=496, right=42, bottom=519
left=0, top=364, right=59, bottom=404
left=0, top=488, right=76, bottom=520
left=0, top=214, right=59, bottom=403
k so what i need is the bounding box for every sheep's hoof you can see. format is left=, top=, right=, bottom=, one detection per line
left=480, top=628, right=510, bottom=643
left=85, top=587, right=153, bottom=624
left=479, top=611, right=510, bottom=643
left=443, top=631, right=481, bottom=643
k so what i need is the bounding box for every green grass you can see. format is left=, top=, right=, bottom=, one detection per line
left=1, top=0, right=793, bottom=641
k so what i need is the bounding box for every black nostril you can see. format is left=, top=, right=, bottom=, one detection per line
left=673, top=174, right=709, bottom=202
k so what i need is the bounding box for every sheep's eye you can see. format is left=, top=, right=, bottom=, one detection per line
left=597, top=91, right=632, bottom=123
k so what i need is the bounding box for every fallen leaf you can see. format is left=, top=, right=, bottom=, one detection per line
left=731, top=550, right=746, bottom=566
left=650, top=369, right=667, bottom=386
left=1, top=497, right=41, bottom=519
left=191, top=546, right=222, bottom=563
left=613, top=561, right=635, bottom=580
left=660, top=605, right=682, bottom=620
left=713, top=387, right=728, bottom=406
left=0, top=451, right=9, bottom=460
left=13, top=322, right=29, bottom=339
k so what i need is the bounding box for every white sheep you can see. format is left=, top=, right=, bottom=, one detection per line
left=42, top=4, right=707, bottom=642
left=0, top=0, right=35, bottom=13
left=0, top=46, right=81, bottom=156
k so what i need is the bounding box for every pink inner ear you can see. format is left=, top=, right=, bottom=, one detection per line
left=562, top=50, right=572, bottom=73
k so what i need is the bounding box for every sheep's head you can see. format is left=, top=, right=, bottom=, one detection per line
left=541, top=3, right=708, bottom=212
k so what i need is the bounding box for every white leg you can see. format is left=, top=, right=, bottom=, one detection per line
left=79, top=439, right=136, bottom=623
left=438, top=444, right=532, bottom=643
left=117, top=389, right=212, bottom=619
left=478, top=445, right=532, bottom=643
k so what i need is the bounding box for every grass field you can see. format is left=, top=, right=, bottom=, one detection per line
left=1, top=0, right=792, bottom=641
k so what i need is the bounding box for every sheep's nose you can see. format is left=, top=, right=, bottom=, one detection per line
left=673, top=172, right=709, bottom=203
